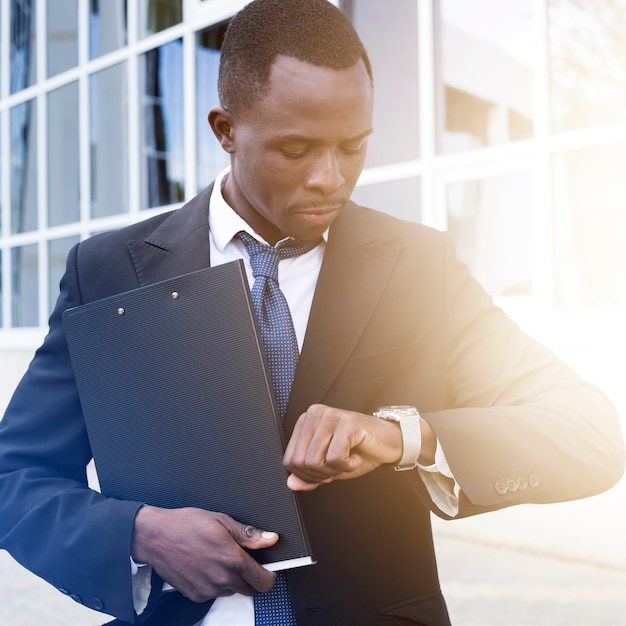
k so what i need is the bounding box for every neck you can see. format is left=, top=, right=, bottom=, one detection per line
left=221, top=174, right=285, bottom=246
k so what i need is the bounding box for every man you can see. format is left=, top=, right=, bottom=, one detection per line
left=0, top=1, right=623, bottom=625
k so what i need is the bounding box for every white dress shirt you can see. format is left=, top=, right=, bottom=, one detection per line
left=132, top=168, right=459, bottom=626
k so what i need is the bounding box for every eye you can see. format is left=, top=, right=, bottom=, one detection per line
left=279, top=143, right=310, bottom=159
left=281, top=149, right=308, bottom=159
left=340, top=138, right=368, bottom=155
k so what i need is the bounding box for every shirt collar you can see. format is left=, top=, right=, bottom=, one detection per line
left=209, top=167, right=255, bottom=253
left=209, top=166, right=329, bottom=252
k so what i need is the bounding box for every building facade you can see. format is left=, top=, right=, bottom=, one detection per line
left=0, top=0, right=625, bottom=404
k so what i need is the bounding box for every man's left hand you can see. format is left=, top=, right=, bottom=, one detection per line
left=283, top=404, right=404, bottom=491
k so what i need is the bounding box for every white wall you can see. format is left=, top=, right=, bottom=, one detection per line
left=0, top=350, right=34, bottom=415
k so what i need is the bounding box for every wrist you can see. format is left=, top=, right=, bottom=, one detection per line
left=417, top=418, right=436, bottom=467
left=131, top=505, right=162, bottom=565
left=374, top=406, right=421, bottom=471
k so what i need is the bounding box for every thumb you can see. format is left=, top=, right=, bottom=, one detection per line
left=287, top=472, right=334, bottom=491
left=230, top=521, right=279, bottom=550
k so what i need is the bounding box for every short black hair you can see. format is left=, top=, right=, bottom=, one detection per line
left=218, top=0, right=373, bottom=117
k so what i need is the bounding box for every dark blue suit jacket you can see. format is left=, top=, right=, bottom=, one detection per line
left=0, top=185, right=622, bottom=625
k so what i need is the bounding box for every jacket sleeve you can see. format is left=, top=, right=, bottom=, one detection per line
left=0, top=243, right=147, bottom=623
left=422, top=234, right=625, bottom=517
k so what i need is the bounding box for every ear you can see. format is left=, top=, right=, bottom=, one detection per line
left=208, top=105, right=236, bottom=153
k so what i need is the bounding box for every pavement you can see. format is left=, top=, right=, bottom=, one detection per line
left=435, top=527, right=626, bottom=626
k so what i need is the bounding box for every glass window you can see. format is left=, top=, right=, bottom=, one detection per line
left=10, top=100, right=38, bottom=233
left=196, top=23, right=229, bottom=192
left=446, top=173, right=532, bottom=298
left=548, top=0, right=626, bottom=133
left=89, top=0, right=127, bottom=59
left=0, top=4, right=3, bottom=96
left=12, top=243, right=38, bottom=327
left=90, top=63, right=129, bottom=218
left=138, top=0, right=182, bottom=39
left=0, top=123, right=2, bottom=233
left=0, top=253, right=3, bottom=327
left=351, top=177, right=421, bottom=223
left=140, top=39, right=184, bottom=209
left=552, top=143, right=626, bottom=309
left=47, top=0, right=78, bottom=78
left=344, top=0, right=420, bottom=168
left=10, top=0, right=37, bottom=93
left=48, top=236, right=79, bottom=314
left=48, top=81, right=80, bottom=226
left=436, top=0, right=534, bottom=154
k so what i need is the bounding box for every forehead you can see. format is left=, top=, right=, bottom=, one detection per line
left=242, top=55, right=373, bottom=136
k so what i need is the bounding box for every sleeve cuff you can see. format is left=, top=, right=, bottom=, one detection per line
left=130, top=556, right=153, bottom=615
left=418, top=441, right=460, bottom=517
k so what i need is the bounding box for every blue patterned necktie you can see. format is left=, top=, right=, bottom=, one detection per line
left=238, top=231, right=321, bottom=418
left=237, top=231, right=321, bottom=626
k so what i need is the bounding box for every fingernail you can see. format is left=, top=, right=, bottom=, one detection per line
left=261, top=531, right=277, bottom=539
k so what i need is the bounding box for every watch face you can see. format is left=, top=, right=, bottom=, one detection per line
left=376, top=406, right=418, bottom=418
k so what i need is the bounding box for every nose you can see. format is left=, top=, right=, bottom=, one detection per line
left=305, top=150, right=345, bottom=194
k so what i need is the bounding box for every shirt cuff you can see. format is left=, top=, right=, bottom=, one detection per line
left=417, top=441, right=460, bottom=517
left=130, top=556, right=153, bottom=615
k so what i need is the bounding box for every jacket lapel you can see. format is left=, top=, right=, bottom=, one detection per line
left=126, top=190, right=402, bottom=431
left=285, top=203, right=403, bottom=430
left=127, top=184, right=214, bottom=286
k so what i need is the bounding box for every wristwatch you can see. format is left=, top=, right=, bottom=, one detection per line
left=373, top=405, right=422, bottom=471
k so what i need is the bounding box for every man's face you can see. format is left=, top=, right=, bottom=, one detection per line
left=220, top=55, right=374, bottom=244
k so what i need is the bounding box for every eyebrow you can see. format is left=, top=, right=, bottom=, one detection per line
left=276, top=129, right=374, bottom=143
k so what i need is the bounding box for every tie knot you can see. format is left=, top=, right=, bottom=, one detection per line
left=237, top=231, right=321, bottom=280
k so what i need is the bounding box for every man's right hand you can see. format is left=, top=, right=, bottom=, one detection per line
left=131, top=505, right=279, bottom=603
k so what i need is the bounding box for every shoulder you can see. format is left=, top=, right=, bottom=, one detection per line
left=64, top=186, right=213, bottom=301
left=77, top=209, right=177, bottom=258
left=338, top=200, right=451, bottom=252
left=75, top=184, right=214, bottom=263
left=334, top=202, right=465, bottom=290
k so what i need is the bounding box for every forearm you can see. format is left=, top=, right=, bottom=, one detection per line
left=130, top=505, right=278, bottom=604
left=0, top=255, right=144, bottom=621
left=425, top=382, right=624, bottom=513
left=284, top=404, right=438, bottom=490
left=0, top=465, right=142, bottom=621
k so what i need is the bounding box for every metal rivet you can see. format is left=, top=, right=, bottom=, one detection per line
left=117, top=308, right=125, bottom=316
left=171, top=292, right=179, bottom=300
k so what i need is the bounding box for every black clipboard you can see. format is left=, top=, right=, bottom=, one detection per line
left=62, top=260, right=313, bottom=571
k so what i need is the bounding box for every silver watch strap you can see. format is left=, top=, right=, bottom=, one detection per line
left=374, top=406, right=422, bottom=471
left=395, top=412, right=422, bottom=471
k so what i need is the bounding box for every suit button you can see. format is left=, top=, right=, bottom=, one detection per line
left=69, top=594, right=82, bottom=604
left=494, top=480, right=507, bottom=495
left=506, top=478, right=518, bottom=492
left=529, top=473, right=540, bottom=488
left=58, top=588, right=69, bottom=595
left=517, top=476, right=528, bottom=491
left=91, top=597, right=104, bottom=611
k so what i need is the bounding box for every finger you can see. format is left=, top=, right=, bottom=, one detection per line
left=285, top=408, right=338, bottom=480
left=287, top=473, right=334, bottom=491
left=222, top=526, right=277, bottom=594
left=231, top=521, right=279, bottom=550
left=284, top=409, right=320, bottom=466
left=210, top=521, right=278, bottom=595
left=287, top=473, right=318, bottom=491
left=240, top=562, right=277, bottom=594
left=297, top=425, right=358, bottom=481
left=325, top=425, right=363, bottom=472
left=283, top=410, right=306, bottom=459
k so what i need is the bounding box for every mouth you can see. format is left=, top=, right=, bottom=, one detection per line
left=293, top=205, right=343, bottom=227
left=293, top=201, right=345, bottom=216
left=298, top=207, right=340, bottom=216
